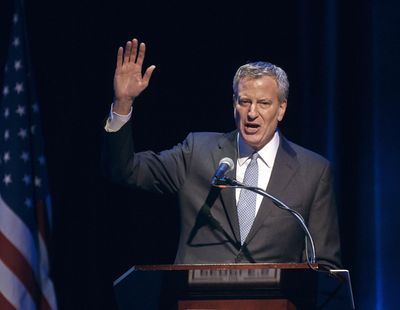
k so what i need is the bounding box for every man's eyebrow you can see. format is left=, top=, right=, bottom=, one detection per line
left=257, top=98, right=273, bottom=102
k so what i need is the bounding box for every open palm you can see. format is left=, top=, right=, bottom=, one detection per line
left=113, top=39, right=155, bottom=106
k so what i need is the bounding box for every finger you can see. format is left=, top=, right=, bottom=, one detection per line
left=123, top=41, right=131, bottom=65
left=130, top=38, right=138, bottom=63
left=116, top=47, right=123, bottom=69
left=143, top=65, right=156, bottom=84
left=136, top=42, right=146, bottom=66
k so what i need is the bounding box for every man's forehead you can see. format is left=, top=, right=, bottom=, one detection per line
left=239, top=75, right=277, bottom=83
left=238, top=76, right=279, bottom=91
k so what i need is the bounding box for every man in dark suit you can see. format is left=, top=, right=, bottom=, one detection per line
left=103, top=39, right=342, bottom=269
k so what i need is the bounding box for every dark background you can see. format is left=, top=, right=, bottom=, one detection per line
left=1, top=0, right=399, bottom=309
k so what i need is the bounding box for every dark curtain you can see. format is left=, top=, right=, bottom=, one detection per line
left=1, top=0, right=399, bottom=309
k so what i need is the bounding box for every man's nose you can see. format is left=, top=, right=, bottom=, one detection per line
left=247, top=103, right=258, bottom=118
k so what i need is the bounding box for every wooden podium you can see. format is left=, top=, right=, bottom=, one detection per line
left=113, top=263, right=354, bottom=310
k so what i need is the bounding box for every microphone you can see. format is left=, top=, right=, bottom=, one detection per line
left=211, top=157, right=234, bottom=185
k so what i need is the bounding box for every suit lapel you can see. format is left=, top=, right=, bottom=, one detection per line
left=211, top=131, right=241, bottom=243
left=245, top=134, right=299, bottom=245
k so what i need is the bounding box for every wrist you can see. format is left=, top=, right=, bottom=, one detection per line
left=113, top=97, right=134, bottom=115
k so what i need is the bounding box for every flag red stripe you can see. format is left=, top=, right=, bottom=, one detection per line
left=0, top=231, right=53, bottom=310
left=40, top=294, right=52, bottom=310
left=0, top=292, right=16, bottom=310
left=0, top=231, right=40, bottom=307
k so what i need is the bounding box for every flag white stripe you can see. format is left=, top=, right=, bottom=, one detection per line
left=0, top=259, right=36, bottom=310
left=38, top=234, right=58, bottom=309
left=0, top=195, right=40, bottom=281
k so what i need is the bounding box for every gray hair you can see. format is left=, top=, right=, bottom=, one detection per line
left=233, top=61, right=289, bottom=102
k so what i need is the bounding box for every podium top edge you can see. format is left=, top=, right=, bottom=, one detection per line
left=113, top=263, right=320, bottom=287
left=131, top=262, right=318, bottom=271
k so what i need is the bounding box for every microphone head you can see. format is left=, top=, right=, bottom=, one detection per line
left=219, top=157, right=234, bottom=172
left=211, top=157, right=235, bottom=186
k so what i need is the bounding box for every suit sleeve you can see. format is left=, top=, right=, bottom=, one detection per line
left=306, top=162, right=342, bottom=269
left=102, top=119, right=193, bottom=194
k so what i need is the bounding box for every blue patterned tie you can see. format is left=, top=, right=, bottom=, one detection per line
left=237, top=153, right=259, bottom=245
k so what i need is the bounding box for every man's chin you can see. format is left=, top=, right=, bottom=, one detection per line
left=241, top=135, right=262, bottom=150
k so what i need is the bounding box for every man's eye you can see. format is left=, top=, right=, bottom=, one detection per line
left=258, top=101, right=272, bottom=108
left=239, top=100, right=251, bottom=106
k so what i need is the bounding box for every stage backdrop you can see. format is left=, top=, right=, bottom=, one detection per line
left=1, top=0, right=399, bottom=309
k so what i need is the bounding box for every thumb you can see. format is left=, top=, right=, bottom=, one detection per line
left=143, top=65, right=156, bottom=84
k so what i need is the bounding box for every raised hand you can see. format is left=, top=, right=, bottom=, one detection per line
left=113, top=39, right=156, bottom=114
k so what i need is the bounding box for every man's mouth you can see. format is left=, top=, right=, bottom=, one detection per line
left=245, top=123, right=260, bottom=129
left=243, top=123, right=260, bottom=133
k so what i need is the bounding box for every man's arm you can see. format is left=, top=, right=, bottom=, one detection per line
left=306, top=162, right=342, bottom=269
left=103, top=39, right=191, bottom=193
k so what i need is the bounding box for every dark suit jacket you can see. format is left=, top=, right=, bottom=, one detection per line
left=103, top=120, right=342, bottom=269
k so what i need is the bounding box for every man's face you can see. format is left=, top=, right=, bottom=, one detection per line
left=234, top=76, right=287, bottom=151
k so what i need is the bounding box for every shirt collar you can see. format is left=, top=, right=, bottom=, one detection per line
left=237, top=130, right=280, bottom=168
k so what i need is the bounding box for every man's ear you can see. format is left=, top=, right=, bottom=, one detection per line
left=233, top=94, right=237, bottom=118
left=278, top=100, right=287, bottom=122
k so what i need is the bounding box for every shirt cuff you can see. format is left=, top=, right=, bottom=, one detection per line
left=104, top=103, right=132, bottom=132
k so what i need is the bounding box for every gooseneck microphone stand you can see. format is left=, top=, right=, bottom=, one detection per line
left=212, top=176, right=317, bottom=267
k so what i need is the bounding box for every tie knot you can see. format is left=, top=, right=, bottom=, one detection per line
left=250, top=152, right=258, bottom=162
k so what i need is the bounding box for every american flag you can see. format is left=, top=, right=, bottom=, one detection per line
left=0, top=1, right=58, bottom=309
